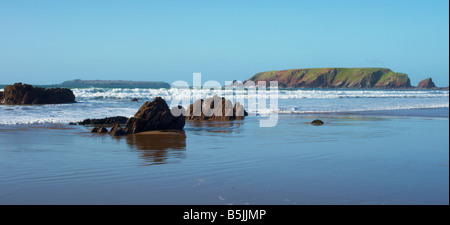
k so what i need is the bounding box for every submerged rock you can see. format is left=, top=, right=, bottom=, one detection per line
left=78, top=116, right=129, bottom=125
left=311, top=119, right=324, bottom=126
left=131, top=98, right=139, bottom=102
left=124, top=97, right=185, bottom=134
left=0, top=83, right=76, bottom=105
left=186, top=95, right=248, bottom=121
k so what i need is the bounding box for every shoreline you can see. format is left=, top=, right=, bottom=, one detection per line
left=0, top=106, right=448, bottom=126
left=0, top=108, right=447, bottom=205
left=1, top=85, right=449, bottom=90
left=275, top=107, right=449, bottom=118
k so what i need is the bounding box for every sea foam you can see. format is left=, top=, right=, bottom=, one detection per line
left=0, top=88, right=448, bottom=124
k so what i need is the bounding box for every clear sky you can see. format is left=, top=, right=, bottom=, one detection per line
left=0, top=0, right=449, bottom=86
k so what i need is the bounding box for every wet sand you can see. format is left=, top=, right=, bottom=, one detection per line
left=0, top=109, right=448, bottom=205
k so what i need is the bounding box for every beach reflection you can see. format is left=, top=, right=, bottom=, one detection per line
left=187, top=120, right=243, bottom=135
left=125, top=131, right=186, bottom=166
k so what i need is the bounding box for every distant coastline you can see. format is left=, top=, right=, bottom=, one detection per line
left=59, top=79, right=171, bottom=89
left=1, top=68, right=448, bottom=90
left=0, top=80, right=171, bottom=89
left=245, top=67, right=447, bottom=89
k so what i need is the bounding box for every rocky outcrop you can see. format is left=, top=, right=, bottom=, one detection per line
left=81, top=98, right=185, bottom=136
left=78, top=116, right=129, bottom=125
left=91, top=127, right=108, bottom=133
left=417, top=78, right=436, bottom=89
left=186, top=95, right=248, bottom=121
left=0, top=83, right=76, bottom=105
left=124, top=97, right=185, bottom=134
left=109, top=124, right=127, bottom=136
left=247, top=68, right=412, bottom=89
left=311, top=119, right=324, bottom=126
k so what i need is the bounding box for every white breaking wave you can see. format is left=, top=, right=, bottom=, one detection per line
left=276, top=89, right=449, bottom=99
left=0, top=88, right=448, bottom=124
left=276, top=104, right=450, bottom=114
left=71, top=87, right=449, bottom=100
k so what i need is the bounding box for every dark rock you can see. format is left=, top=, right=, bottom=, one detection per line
left=0, top=91, right=3, bottom=101
left=417, top=78, right=436, bottom=89
left=186, top=95, right=248, bottom=121
left=91, top=126, right=109, bottom=133
left=0, top=83, right=76, bottom=105
left=97, top=127, right=108, bottom=133
left=78, top=116, right=129, bottom=125
left=311, top=119, right=324, bottom=126
left=131, top=98, right=139, bottom=102
left=234, top=101, right=248, bottom=119
left=124, top=97, right=185, bottom=134
left=109, top=124, right=127, bottom=136
left=68, top=122, right=77, bottom=125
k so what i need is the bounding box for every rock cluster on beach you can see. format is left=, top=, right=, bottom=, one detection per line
left=83, top=96, right=248, bottom=136
left=85, top=97, right=186, bottom=136
left=0, top=83, right=76, bottom=105
left=186, top=95, right=248, bottom=121
left=124, top=97, right=186, bottom=134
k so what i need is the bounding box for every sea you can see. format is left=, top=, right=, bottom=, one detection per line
left=0, top=87, right=448, bottom=204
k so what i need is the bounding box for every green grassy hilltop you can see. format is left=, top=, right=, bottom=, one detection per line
left=247, top=68, right=411, bottom=88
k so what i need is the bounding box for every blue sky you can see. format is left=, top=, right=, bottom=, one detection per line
left=0, top=0, right=449, bottom=86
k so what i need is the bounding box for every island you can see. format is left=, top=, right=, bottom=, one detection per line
left=417, top=78, right=437, bottom=89
left=246, top=68, right=412, bottom=89
left=60, top=79, right=171, bottom=89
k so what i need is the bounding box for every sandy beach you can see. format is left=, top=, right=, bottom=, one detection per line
left=0, top=109, right=448, bottom=205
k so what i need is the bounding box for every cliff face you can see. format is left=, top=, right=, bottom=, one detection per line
left=247, top=68, right=411, bottom=88
left=417, top=78, right=436, bottom=89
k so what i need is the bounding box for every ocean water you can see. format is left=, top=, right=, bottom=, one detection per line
left=0, top=88, right=448, bottom=124
left=0, top=88, right=448, bottom=205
